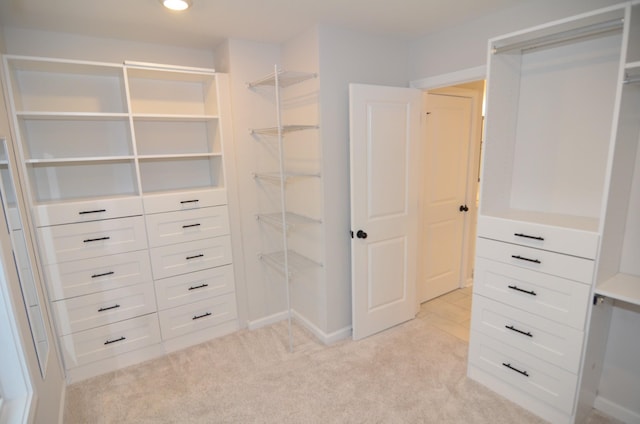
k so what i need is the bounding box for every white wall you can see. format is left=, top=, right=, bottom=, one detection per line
left=215, top=38, right=285, bottom=326
left=281, top=28, right=326, bottom=333
left=317, top=25, right=409, bottom=333
left=408, top=0, right=627, bottom=81
left=218, top=27, right=410, bottom=339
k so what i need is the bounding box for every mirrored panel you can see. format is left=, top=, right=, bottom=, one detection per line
left=0, top=137, right=49, bottom=377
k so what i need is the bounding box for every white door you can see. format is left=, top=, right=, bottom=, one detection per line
left=349, top=83, right=421, bottom=340
left=419, top=92, right=473, bottom=302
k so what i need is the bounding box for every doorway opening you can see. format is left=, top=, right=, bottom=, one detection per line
left=417, top=80, right=485, bottom=341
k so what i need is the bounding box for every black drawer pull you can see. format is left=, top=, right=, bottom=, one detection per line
left=511, top=255, right=541, bottom=264
left=502, top=362, right=529, bottom=377
left=79, top=209, right=106, bottom=215
left=84, top=236, right=110, bottom=243
left=186, top=254, right=204, bottom=260
left=514, top=233, right=544, bottom=241
left=180, top=199, right=199, bottom=204
left=182, top=223, right=201, bottom=229
left=98, top=304, right=120, bottom=312
left=104, top=336, right=126, bottom=345
left=508, top=285, right=537, bottom=296
left=91, top=271, right=115, bottom=278
left=505, top=325, right=533, bottom=338
left=188, top=283, right=209, bottom=291
left=193, top=312, right=212, bottom=320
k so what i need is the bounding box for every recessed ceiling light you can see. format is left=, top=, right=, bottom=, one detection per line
left=162, top=0, right=192, bottom=11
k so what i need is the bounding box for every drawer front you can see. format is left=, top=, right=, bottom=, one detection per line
left=158, top=292, right=237, bottom=340
left=33, top=196, right=143, bottom=227
left=143, top=188, right=227, bottom=215
left=145, top=206, right=230, bottom=248
left=476, top=237, right=594, bottom=284
left=477, top=215, right=599, bottom=259
left=469, top=331, right=578, bottom=414
left=471, top=295, right=583, bottom=373
left=37, top=216, right=148, bottom=265
left=51, top=282, right=156, bottom=336
left=150, top=236, right=232, bottom=280
left=60, top=313, right=160, bottom=369
left=44, top=250, right=152, bottom=301
left=155, top=264, right=235, bottom=310
left=473, top=258, right=590, bottom=329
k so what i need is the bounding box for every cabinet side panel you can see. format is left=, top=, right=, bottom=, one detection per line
left=479, top=51, right=521, bottom=215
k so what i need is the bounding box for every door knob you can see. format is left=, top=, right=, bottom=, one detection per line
left=459, top=205, right=469, bottom=212
left=356, top=230, right=368, bottom=239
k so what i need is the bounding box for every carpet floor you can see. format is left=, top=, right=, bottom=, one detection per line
left=64, top=307, right=621, bottom=423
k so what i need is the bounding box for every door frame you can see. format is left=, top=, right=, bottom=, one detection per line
left=411, top=66, right=486, bottom=304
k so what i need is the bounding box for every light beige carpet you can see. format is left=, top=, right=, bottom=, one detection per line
left=64, top=312, right=620, bottom=423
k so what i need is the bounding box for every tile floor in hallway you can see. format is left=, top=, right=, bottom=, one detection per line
left=419, top=285, right=473, bottom=342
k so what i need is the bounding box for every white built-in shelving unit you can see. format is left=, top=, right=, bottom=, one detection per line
left=468, top=2, right=640, bottom=423
left=248, top=66, right=322, bottom=350
left=2, top=55, right=238, bottom=382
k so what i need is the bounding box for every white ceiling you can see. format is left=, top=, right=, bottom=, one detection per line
left=0, top=0, right=532, bottom=48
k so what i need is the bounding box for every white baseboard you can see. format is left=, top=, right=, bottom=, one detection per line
left=594, top=395, right=640, bottom=424
left=247, top=311, right=290, bottom=330
left=291, top=309, right=351, bottom=345
left=247, top=310, right=352, bottom=345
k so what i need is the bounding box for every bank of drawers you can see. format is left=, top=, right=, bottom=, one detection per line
left=38, top=198, right=160, bottom=369
left=39, top=190, right=236, bottom=370
left=144, top=190, right=236, bottom=341
left=469, top=217, right=598, bottom=417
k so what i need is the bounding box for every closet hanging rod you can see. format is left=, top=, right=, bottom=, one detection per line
left=492, top=17, right=623, bottom=55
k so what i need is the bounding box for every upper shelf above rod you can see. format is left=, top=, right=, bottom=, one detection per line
left=491, top=10, right=624, bottom=55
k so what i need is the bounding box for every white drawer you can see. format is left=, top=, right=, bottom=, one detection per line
left=145, top=206, right=230, bottom=248
left=60, top=313, right=160, bottom=369
left=155, top=264, right=235, bottom=310
left=37, top=216, right=148, bottom=265
left=477, top=215, right=599, bottom=259
left=468, top=331, right=578, bottom=414
left=476, top=237, right=594, bottom=284
left=143, top=188, right=227, bottom=215
left=473, top=258, right=590, bottom=329
left=33, top=196, right=143, bottom=227
left=471, top=295, right=583, bottom=373
left=158, top=292, right=237, bottom=340
left=149, top=236, right=232, bottom=280
left=44, top=250, right=152, bottom=301
left=51, top=282, right=156, bottom=336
